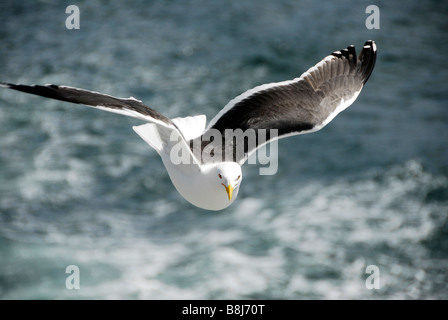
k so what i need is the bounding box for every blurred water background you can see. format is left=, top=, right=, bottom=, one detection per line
left=0, top=0, right=447, bottom=299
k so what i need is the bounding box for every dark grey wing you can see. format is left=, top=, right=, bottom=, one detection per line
left=0, top=82, right=173, bottom=126
left=198, top=40, right=377, bottom=164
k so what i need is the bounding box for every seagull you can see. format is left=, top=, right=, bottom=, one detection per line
left=1, top=40, right=377, bottom=211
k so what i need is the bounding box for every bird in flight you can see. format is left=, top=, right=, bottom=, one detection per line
left=1, top=40, right=377, bottom=211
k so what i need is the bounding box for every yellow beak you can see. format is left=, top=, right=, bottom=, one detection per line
left=223, top=183, right=234, bottom=201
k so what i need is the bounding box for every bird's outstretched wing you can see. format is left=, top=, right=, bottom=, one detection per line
left=199, top=40, right=377, bottom=165
left=0, top=82, right=206, bottom=167
left=0, top=82, right=173, bottom=126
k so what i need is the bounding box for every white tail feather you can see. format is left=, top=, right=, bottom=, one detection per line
left=171, top=114, right=206, bottom=141
left=132, top=123, right=164, bottom=153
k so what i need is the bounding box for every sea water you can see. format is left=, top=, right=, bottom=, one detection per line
left=0, top=0, right=447, bottom=299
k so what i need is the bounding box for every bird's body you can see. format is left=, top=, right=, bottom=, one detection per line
left=134, top=121, right=242, bottom=210
left=1, top=40, right=377, bottom=210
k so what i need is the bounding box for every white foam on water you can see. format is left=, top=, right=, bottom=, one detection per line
left=2, top=115, right=447, bottom=300
left=50, top=160, right=445, bottom=299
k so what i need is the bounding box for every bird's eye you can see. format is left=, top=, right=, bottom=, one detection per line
left=218, top=174, right=222, bottom=179
left=237, top=175, right=241, bottom=180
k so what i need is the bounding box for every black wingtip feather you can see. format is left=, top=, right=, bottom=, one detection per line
left=341, top=48, right=350, bottom=59
left=0, top=83, right=76, bottom=104
left=329, top=41, right=376, bottom=84
left=347, top=45, right=356, bottom=59
left=331, top=51, right=342, bottom=58
left=358, top=40, right=377, bottom=84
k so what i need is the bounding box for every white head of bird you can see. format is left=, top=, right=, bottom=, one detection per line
left=215, top=162, right=242, bottom=201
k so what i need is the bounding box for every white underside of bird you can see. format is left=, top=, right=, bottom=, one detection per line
left=133, top=118, right=242, bottom=211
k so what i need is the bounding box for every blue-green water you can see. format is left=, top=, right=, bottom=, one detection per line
left=1, top=0, right=447, bottom=299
